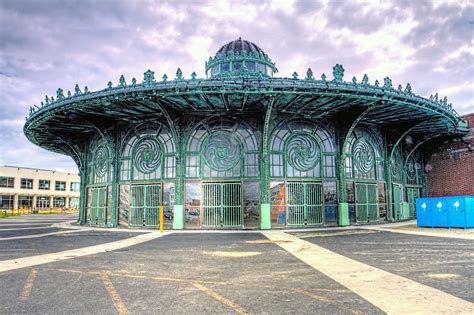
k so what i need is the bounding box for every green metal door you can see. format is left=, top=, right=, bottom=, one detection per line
left=355, top=183, right=378, bottom=223
left=202, top=182, right=242, bottom=228
left=130, top=184, right=161, bottom=227
left=392, top=184, right=402, bottom=220
left=406, top=187, right=420, bottom=218
left=287, top=182, right=323, bottom=226
left=89, top=187, right=106, bottom=225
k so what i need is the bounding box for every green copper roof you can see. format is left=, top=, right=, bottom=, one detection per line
left=24, top=41, right=469, bottom=156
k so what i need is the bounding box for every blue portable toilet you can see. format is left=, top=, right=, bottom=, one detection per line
left=416, top=198, right=432, bottom=227
left=431, top=198, right=449, bottom=227
left=447, top=196, right=474, bottom=228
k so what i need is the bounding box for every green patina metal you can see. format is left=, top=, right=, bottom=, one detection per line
left=23, top=38, right=469, bottom=229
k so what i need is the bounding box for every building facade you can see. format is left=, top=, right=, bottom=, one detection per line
left=23, top=39, right=469, bottom=229
left=0, top=166, right=80, bottom=210
left=427, top=113, right=474, bottom=197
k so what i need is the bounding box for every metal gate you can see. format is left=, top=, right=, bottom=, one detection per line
left=355, top=183, right=379, bottom=223
left=89, top=187, right=107, bottom=225
left=130, top=184, right=161, bottom=227
left=392, top=184, right=403, bottom=220
left=286, top=182, right=323, bottom=226
left=406, top=187, right=420, bottom=218
left=202, top=182, right=242, bottom=228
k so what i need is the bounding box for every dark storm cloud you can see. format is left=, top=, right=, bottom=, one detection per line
left=0, top=0, right=472, bottom=172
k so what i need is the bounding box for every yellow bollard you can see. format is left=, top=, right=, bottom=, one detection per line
left=160, top=205, right=164, bottom=233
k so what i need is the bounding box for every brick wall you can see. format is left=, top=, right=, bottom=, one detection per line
left=427, top=113, right=474, bottom=196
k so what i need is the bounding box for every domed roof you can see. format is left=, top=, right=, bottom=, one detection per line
left=217, top=37, right=266, bottom=56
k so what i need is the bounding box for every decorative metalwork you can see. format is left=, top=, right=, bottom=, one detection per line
left=202, top=132, right=241, bottom=171
left=332, top=64, right=344, bottom=82
left=94, top=145, right=109, bottom=178
left=353, top=138, right=375, bottom=174
left=406, top=156, right=416, bottom=181
left=132, top=136, right=162, bottom=174
left=286, top=134, right=320, bottom=172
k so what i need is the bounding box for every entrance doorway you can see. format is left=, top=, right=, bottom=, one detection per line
left=202, top=182, right=242, bottom=228
left=406, top=187, right=420, bottom=218
left=286, top=182, right=323, bottom=226
left=88, top=187, right=107, bottom=225
left=130, top=184, right=161, bottom=227
left=355, top=183, right=379, bottom=223
left=392, top=184, right=403, bottom=220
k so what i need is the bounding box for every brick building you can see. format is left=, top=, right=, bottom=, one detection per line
left=427, top=113, right=474, bottom=196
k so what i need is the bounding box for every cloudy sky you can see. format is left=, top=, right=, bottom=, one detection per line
left=0, top=0, right=473, bottom=174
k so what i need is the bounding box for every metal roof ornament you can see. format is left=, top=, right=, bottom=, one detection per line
left=143, top=70, right=155, bottom=86
left=383, top=77, right=393, bottom=89
left=332, top=64, right=344, bottom=82
left=362, top=74, right=369, bottom=85
left=306, top=68, right=314, bottom=80
left=442, top=96, right=448, bottom=106
left=404, top=83, right=412, bottom=94
left=321, top=73, right=327, bottom=82
left=162, top=74, right=168, bottom=82
left=191, top=72, right=197, bottom=80
left=175, top=68, right=183, bottom=80
left=107, top=81, right=113, bottom=89
left=56, top=88, right=64, bottom=100
left=84, top=86, right=89, bottom=93
left=352, top=76, right=357, bottom=84
left=67, top=90, right=71, bottom=97
left=292, top=72, right=298, bottom=79
left=74, top=84, right=82, bottom=95
left=397, top=84, right=403, bottom=92
left=434, top=93, right=439, bottom=102
left=429, top=94, right=434, bottom=101
left=374, top=80, right=379, bottom=87
left=45, top=95, right=50, bottom=105
left=131, top=77, right=137, bottom=86
left=119, top=75, right=126, bottom=87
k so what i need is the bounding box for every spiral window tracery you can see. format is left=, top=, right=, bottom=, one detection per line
left=133, top=137, right=162, bottom=174
left=94, top=145, right=109, bottom=178
left=202, top=132, right=241, bottom=171
left=286, top=134, right=320, bottom=172
left=353, top=138, right=375, bottom=174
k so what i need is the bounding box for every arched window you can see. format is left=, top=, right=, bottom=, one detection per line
left=186, top=117, right=259, bottom=178
left=345, top=127, right=384, bottom=180
left=88, top=139, right=112, bottom=184
left=120, top=122, right=176, bottom=181
left=269, top=119, right=336, bottom=178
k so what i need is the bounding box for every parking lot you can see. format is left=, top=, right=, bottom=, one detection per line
left=1, top=214, right=473, bottom=314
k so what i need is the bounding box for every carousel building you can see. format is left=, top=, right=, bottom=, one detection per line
left=24, top=39, right=469, bottom=229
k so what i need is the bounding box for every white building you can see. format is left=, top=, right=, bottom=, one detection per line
left=0, top=165, right=80, bottom=210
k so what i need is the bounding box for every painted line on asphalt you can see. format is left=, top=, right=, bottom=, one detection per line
left=101, top=272, right=129, bottom=315
left=0, top=226, right=57, bottom=232
left=0, top=223, right=53, bottom=227
left=191, top=282, right=248, bottom=315
left=294, top=288, right=362, bottom=315
left=0, top=232, right=169, bottom=273
left=262, top=231, right=474, bottom=314
left=0, top=229, right=84, bottom=241
left=19, top=268, right=37, bottom=300
left=363, top=226, right=474, bottom=240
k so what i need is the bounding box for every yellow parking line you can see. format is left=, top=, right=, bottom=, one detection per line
left=263, top=231, right=474, bottom=314
left=19, top=268, right=37, bottom=300
left=191, top=282, right=248, bottom=315
left=101, top=272, right=129, bottom=315
left=294, top=288, right=362, bottom=315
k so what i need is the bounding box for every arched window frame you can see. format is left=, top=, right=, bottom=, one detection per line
left=345, top=127, right=384, bottom=181
left=269, top=119, right=336, bottom=179
left=120, top=122, right=176, bottom=182
left=87, top=138, right=112, bottom=185
left=185, top=117, right=259, bottom=179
